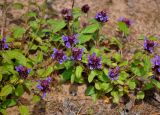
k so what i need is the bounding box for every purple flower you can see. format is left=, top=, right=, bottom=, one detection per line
left=144, top=37, right=157, bottom=53
left=81, top=4, right=90, bottom=13
left=61, top=8, right=73, bottom=22
left=0, top=38, right=8, bottom=50
left=62, top=34, right=78, bottom=48
left=108, top=66, right=120, bottom=80
left=118, top=17, right=133, bottom=27
left=152, top=55, right=160, bottom=74
left=64, top=13, right=73, bottom=22
left=51, top=48, right=68, bottom=64
left=95, top=11, right=109, bottom=23
left=61, top=8, right=70, bottom=15
left=88, top=53, right=102, bottom=70
left=71, top=48, right=84, bottom=61
left=37, top=77, right=52, bottom=98
left=15, top=65, right=31, bottom=79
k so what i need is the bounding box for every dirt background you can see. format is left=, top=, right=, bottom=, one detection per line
left=1, top=0, right=160, bottom=114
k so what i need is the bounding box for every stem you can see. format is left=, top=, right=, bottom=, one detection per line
left=72, top=0, right=75, bottom=9
left=96, top=30, right=100, bottom=48
left=25, top=1, right=47, bottom=56
left=1, top=0, right=7, bottom=37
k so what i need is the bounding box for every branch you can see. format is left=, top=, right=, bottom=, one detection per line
left=72, top=0, right=75, bottom=9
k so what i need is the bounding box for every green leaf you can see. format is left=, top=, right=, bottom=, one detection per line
left=152, top=79, right=160, bottom=89
left=91, top=93, right=98, bottom=102
left=72, top=20, right=80, bottom=32
left=30, top=33, right=43, bottom=44
left=118, top=22, right=129, bottom=36
left=1, top=64, right=15, bottom=74
left=111, top=91, right=120, bottom=103
left=2, top=99, right=17, bottom=108
left=82, top=24, right=99, bottom=34
left=75, top=66, right=83, bottom=78
left=37, top=69, right=45, bottom=76
left=119, top=71, right=129, bottom=81
left=15, top=85, right=24, bottom=97
left=95, top=82, right=101, bottom=90
left=133, top=52, right=143, bottom=59
left=144, top=83, right=153, bottom=90
left=19, top=105, right=29, bottom=115
left=101, top=83, right=113, bottom=92
left=0, top=74, right=2, bottom=81
left=35, top=37, right=42, bottom=44
left=42, top=66, right=53, bottom=77
left=103, top=68, right=108, bottom=76
left=47, top=19, right=66, bottom=33
left=29, top=21, right=39, bottom=29
left=2, top=50, right=27, bottom=66
left=136, top=91, right=145, bottom=99
left=102, top=55, right=112, bottom=66
left=143, top=55, right=152, bottom=73
left=116, top=80, right=124, bottom=85
left=114, top=53, right=121, bottom=62
left=78, top=34, right=92, bottom=44
left=85, top=86, right=95, bottom=96
left=71, top=74, right=75, bottom=84
left=27, top=12, right=37, bottom=17
left=0, top=109, right=7, bottom=115
left=97, top=73, right=109, bottom=82
left=88, top=71, right=97, bottom=83
left=119, top=60, right=128, bottom=67
left=64, top=61, right=74, bottom=69
left=39, top=45, right=48, bottom=52
left=131, top=60, right=144, bottom=76
left=24, top=80, right=32, bottom=92
left=12, top=26, right=25, bottom=39
left=30, top=44, right=38, bottom=50
left=32, top=95, right=41, bottom=103
left=36, top=51, right=43, bottom=63
left=72, top=8, right=82, bottom=19
left=110, top=37, right=122, bottom=49
left=12, top=3, right=24, bottom=9
left=90, top=47, right=101, bottom=56
left=128, top=80, right=136, bottom=90
left=61, top=68, right=73, bottom=81
left=95, top=80, right=112, bottom=91
left=52, top=35, right=61, bottom=41
left=0, top=85, right=13, bottom=97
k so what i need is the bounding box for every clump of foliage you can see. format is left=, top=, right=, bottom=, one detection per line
left=0, top=1, right=159, bottom=114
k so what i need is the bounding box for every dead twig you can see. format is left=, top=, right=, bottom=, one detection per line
left=71, top=0, right=75, bottom=9
left=76, top=105, right=84, bottom=115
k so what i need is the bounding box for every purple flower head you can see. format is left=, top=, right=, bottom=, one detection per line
left=64, top=13, right=73, bottom=22
left=71, top=48, right=84, bottom=61
left=118, top=17, right=133, bottom=27
left=61, top=8, right=73, bottom=22
left=37, top=77, right=52, bottom=98
left=152, top=55, right=160, bottom=74
left=62, top=34, right=78, bottom=48
left=82, top=22, right=88, bottom=28
left=51, top=48, right=68, bottom=64
left=108, top=66, right=120, bottom=80
left=144, top=37, right=157, bottom=53
left=15, top=65, right=31, bottom=79
left=61, top=8, right=70, bottom=15
left=0, top=38, right=8, bottom=50
left=81, top=4, right=90, bottom=13
left=95, top=11, right=109, bottom=23
left=88, top=53, right=102, bottom=70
